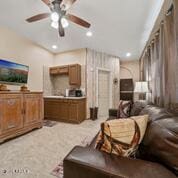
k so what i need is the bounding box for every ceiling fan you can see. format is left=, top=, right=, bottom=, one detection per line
left=26, top=0, right=91, bottom=37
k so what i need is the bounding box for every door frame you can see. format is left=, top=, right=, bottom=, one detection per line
left=96, top=68, right=112, bottom=111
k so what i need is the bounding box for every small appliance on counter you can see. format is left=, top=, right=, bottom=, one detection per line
left=69, top=89, right=76, bottom=97
left=68, top=89, right=83, bottom=97
left=65, top=89, right=69, bottom=97
left=75, top=89, right=83, bottom=97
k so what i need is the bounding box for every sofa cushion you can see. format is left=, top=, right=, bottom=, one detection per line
left=139, top=109, right=178, bottom=175
left=95, top=115, right=148, bottom=157
left=139, top=105, right=173, bottom=122
left=130, top=100, right=148, bottom=116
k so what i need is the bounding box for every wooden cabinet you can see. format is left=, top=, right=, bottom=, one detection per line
left=44, top=100, right=60, bottom=120
left=0, top=94, right=23, bottom=135
left=49, top=64, right=81, bottom=87
left=59, top=65, right=69, bottom=74
left=50, top=66, right=69, bottom=75
left=59, top=100, right=69, bottom=120
left=44, top=98, right=86, bottom=124
left=69, top=64, right=81, bottom=86
left=50, top=67, right=60, bottom=75
left=0, top=92, right=43, bottom=143
left=24, top=94, right=43, bottom=126
left=68, top=102, right=78, bottom=122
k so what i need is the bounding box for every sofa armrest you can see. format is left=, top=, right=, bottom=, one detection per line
left=64, top=146, right=176, bottom=178
left=109, top=109, right=117, bottom=118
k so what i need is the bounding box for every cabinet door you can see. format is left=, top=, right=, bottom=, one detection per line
left=1, top=94, right=23, bottom=134
left=24, top=94, right=43, bottom=126
left=69, top=64, right=81, bottom=86
left=69, top=102, right=79, bottom=122
left=59, top=66, right=69, bottom=74
left=59, top=100, right=69, bottom=120
left=44, top=100, right=60, bottom=120
left=50, top=67, right=60, bottom=75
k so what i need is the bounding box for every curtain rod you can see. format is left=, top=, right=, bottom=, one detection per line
left=139, top=3, right=174, bottom=60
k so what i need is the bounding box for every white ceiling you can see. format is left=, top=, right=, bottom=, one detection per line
left=0, top=0, right=164, bottom=60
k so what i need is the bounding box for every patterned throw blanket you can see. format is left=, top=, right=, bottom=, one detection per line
left=95, top=115, right=148, bottom=157
left=96, top=119, right=140, bottom=157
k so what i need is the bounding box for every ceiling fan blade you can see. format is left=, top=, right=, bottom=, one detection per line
left=60, top=0, right=77, bottom=10
left=58, top=20, right=65, bottom=37
left=66, top=14, right=91, bottom=28
left=41, top=0, right=51, bottom=6
left=26, top=13, right=50, bottom=23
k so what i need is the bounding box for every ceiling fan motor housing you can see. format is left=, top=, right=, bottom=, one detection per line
left=52, top=0, right=66, bottom=18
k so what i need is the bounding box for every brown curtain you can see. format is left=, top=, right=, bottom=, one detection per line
left=140, top=4, right=177, bottom=109
left=159, top=24, right=166, bottom=107
left=150, top=32, right=164, bottom=105
left=163, top=7, right=177, bottom=108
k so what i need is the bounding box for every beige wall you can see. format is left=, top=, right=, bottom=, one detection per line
left=0, top=26, right=53, bottom=91
left=120, top=60, right=140, bottom=101
left=53, top=49, right=86, bottom=66
left=120, top=60, right=140, bottom=82
left=52, top=49, right=87, bottom=95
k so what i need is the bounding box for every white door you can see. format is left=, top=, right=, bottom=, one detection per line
left=98, top=70, right=110, bottom=118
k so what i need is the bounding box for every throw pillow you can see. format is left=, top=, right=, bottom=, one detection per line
left=95, top=115, right=148, bottom=157
left=117, top=100, right=132, bottom=118
left=130, top=101, right=148, bottom=116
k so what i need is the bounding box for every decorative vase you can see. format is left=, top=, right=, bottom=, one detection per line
left=0, top=84, right=9, bottom=91
left=20, top=85, right=29, bottom=92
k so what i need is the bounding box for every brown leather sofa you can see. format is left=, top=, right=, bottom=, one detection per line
left=64, top=104, right=178, bottom=178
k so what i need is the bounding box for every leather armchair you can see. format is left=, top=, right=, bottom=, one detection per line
left=64, top=146, right=176, bottom=178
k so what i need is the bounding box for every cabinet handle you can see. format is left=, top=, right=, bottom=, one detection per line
left=7, top=100, right=15, bottom=106
left=8, top=124, right=15, bottom=129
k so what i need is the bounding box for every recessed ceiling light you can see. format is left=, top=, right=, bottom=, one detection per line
left=126, top=52, right=131, bottom=57
left=86, top=31, right=93, bottom=37
left=52, top=45, right=57, bottom=49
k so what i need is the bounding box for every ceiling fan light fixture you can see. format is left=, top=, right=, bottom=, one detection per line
left=51, top=21, right=59, bottom=29
left=51, top=12, right=59, bottom=22
left=61, top=17, right=69, bottom=28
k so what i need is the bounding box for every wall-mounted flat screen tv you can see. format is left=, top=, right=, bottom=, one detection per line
left=0, top=59, right=29, bottom=85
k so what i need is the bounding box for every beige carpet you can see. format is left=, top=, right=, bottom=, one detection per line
left=0, top=117, right=106, bottom=178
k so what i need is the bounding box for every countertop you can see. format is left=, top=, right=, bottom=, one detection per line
left=44, top=96, right=86, bottom=100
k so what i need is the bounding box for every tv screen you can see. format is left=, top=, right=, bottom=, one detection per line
left=0, top=59, right=29, bottom=85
